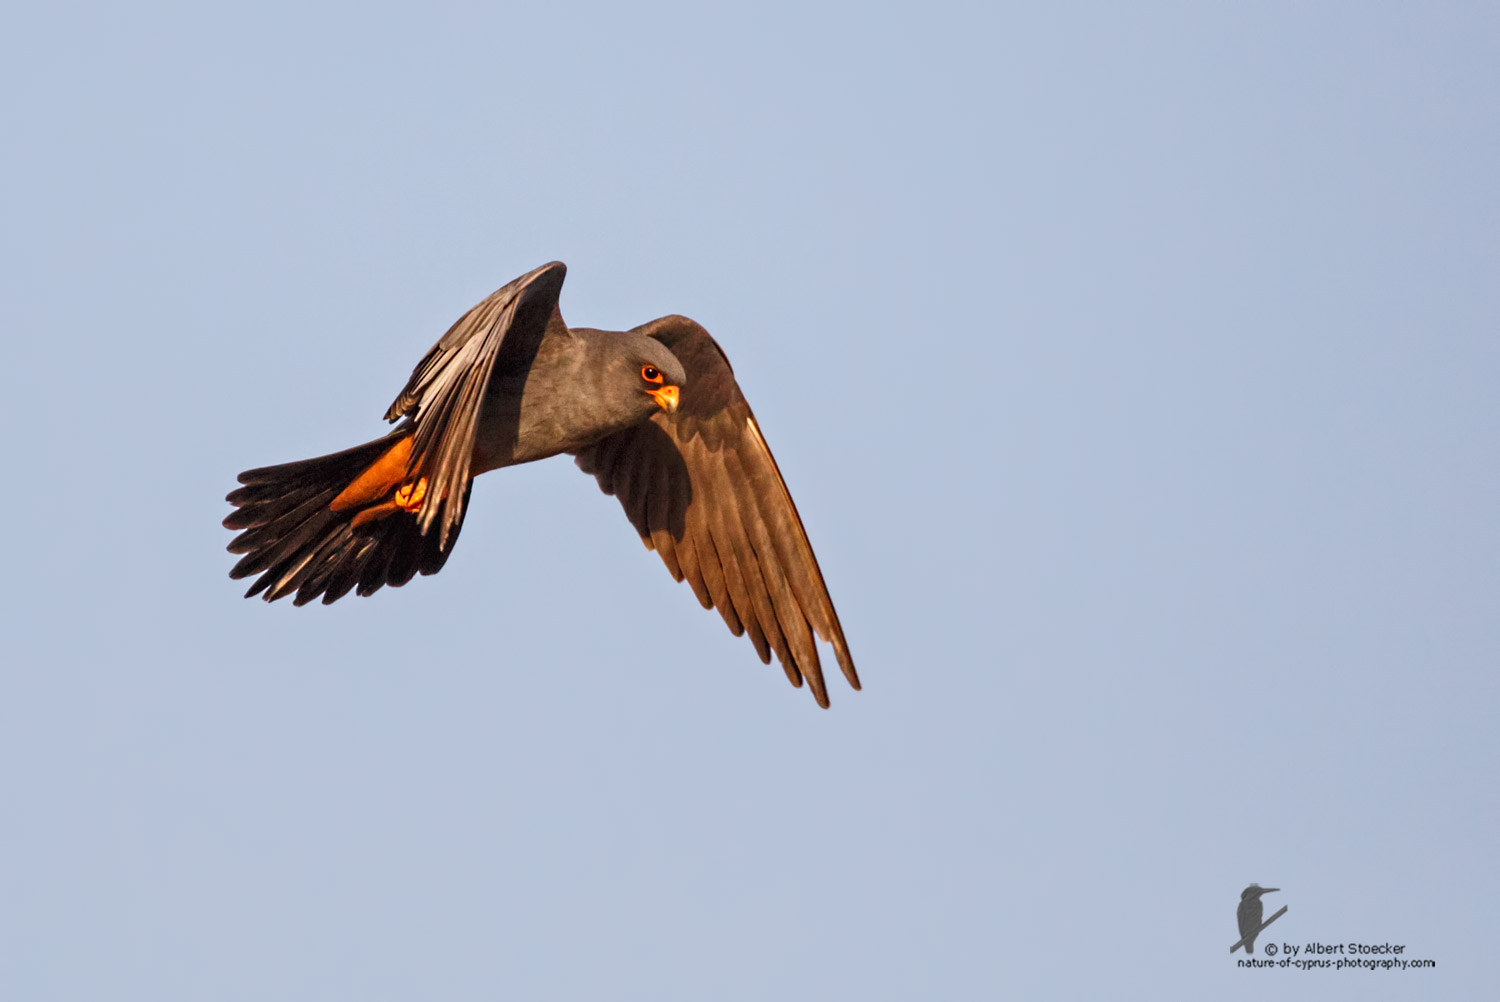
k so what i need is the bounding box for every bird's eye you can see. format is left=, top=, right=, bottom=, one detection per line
left=641, top=365, right=663, bottom=384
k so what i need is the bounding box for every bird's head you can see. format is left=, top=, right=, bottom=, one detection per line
left=1241, top=884, right=1279, bottom=901
left=607, top=332, right=686, bottom=417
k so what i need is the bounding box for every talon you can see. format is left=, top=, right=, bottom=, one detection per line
left=393, top=477, right=427, bottom=511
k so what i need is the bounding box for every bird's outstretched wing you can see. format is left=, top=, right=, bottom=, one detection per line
left=385, top=260, right=567, bottom=548
left=574, top=316, right=858, bottom=707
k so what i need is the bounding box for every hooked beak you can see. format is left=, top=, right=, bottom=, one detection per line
left=649, top=384, right=680, bottom=413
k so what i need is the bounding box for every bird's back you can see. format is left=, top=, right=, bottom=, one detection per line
left=1238, top=896, right=1264, bottom=951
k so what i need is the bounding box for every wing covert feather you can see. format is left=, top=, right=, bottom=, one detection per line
left=574, top=317, right=858, bottom=707
left=386, top=261, right=566, bottom=549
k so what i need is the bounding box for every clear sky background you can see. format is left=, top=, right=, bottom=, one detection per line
left=3, top=3, right=1495, bottom=999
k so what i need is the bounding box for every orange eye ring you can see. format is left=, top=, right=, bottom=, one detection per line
left=641, top=365, right=664, bottom=384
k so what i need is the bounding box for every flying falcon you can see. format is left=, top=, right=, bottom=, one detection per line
left=224, top=262, right=859, bottom=706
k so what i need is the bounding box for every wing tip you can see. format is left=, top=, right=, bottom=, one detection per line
left=835, top=642, right=861, bottom=691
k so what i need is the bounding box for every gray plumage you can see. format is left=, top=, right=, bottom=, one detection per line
left=225, top=261, right=858, bottom=706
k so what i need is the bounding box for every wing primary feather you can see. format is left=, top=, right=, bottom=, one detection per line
left=647, top=460, right=683, bottom=580
left=736, top=413, right=859, bottom=691
left=715, top=465, right=802, bottom=684
left=383, top=263, right=564, bottom=553
left=721, top=446, right=825, bottom=704
left=707, top=498, right=770, bottom=664
left=569, top=312, right=856, bottom=704
left=609, top=444, right=644, bottom=535
left=693, top=525, right=745, bottom=637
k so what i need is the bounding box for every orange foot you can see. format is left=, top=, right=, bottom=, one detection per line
left=393, top=478, right=428, bottom=511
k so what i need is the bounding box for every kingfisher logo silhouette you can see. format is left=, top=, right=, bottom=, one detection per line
left=1231, top=884, right=1287, bottom=954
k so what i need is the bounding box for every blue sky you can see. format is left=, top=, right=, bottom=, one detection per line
left=3, top=3, right=1495, bottom=998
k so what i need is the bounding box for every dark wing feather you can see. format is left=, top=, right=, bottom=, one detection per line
left=574, top=317, right=858, bottom=707
left=386, top=261, right=566, bottom=549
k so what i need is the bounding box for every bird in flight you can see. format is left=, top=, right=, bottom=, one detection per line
left=224, top=262, right=858, bottom=706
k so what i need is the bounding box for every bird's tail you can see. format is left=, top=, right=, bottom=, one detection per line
left=224, top=429, right=472, bottom=605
